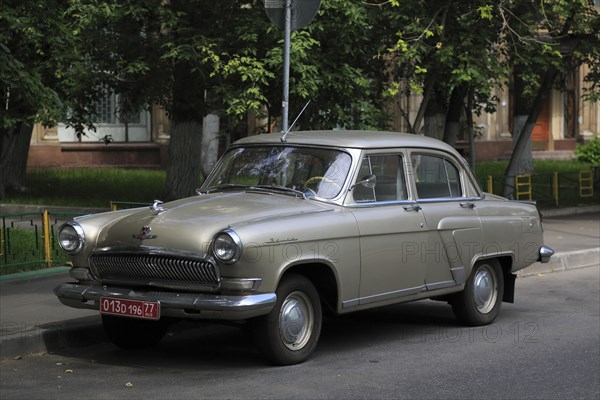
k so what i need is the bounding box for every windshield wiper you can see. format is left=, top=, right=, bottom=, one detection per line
left=196, top=184, right=250, bottom=194
left=253, top=185, right=309, bottom=199
left=198, top=184, right=311, bottom=199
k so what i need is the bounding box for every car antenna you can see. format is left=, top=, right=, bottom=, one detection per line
left=281, top=100, right=311, bottom=142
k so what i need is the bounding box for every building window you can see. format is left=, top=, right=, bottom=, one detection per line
left=58, top=90, right=151, bottom=143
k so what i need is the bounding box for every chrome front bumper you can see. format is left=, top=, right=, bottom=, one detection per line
left=538, top=246, right=555, bottom=264
left=54, top=283, right=276, bottom=320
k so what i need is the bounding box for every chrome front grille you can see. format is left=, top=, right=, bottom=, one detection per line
left=89, top=252, right=220, bottom=289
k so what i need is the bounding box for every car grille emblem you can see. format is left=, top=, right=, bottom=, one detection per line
left=132, top=226, right=157, bottom=240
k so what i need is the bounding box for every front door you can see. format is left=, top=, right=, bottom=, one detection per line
left=349, top=153, right=429, bottom=306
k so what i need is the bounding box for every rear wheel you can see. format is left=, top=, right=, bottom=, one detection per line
left=451, top=259, right=504, bottom=326
left=252, top=274, right=322, bottom=365
left=102, top=315, right=170, bottom=350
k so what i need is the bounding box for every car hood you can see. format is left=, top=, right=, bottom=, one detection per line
left=95, top=191, right=335, bottom=253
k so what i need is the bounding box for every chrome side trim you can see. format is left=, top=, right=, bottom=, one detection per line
left=54, top=283, right=276, bottom=320
left=538, top=246, right=554, bottom=264
left=358, top=285, right=426, bottom=306
left=346, top=200, right=417, bottom=208
left=342, top=299, right=359, bottom=309
left=425, top=280, right=457, bottom=291
left=416, top=196, right=484, bottom=204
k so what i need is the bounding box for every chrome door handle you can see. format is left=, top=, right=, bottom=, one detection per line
left=460, top=202, right=475, bottom=209
left=403, top=204, right=422, bottom=212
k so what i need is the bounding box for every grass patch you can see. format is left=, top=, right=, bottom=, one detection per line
left=0, top=227, right=69, bottom=275
left=3, top=168, right=167, bottom=208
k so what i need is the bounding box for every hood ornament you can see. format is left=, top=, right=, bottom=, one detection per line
left=150, top=199, right=167, bottom=215
left=132, top=226, right=157, bottom=240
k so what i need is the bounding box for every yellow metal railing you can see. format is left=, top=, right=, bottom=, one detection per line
left=515, top=174, right=532, bottom=201
left=1, top=210, right=81, bottom=270
left=579, top=170, right=594, bottom=198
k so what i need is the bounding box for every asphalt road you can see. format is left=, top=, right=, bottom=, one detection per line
left=1, top=265, right=598, bottom=400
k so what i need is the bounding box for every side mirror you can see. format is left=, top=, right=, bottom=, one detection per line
left=350, top=174, right=377, bottom=191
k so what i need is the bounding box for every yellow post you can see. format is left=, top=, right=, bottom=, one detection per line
left=42, top=210, right=52, bottom=267
left=110, top=201, right=117, bottom=211
left=553, top=172, right=559, bottom=206
left=487, top=175, right=493, bottom=194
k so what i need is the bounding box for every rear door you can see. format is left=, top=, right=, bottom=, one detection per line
left=408, top=151, right=483, bottom=290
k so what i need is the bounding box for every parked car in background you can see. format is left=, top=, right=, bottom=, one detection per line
left=55, top=130, right=554, bottom=365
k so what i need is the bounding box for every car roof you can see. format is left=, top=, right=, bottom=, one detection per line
left=233, top=130, right=459, bottom=154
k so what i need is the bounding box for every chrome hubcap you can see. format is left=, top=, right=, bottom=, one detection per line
left=473, top=265, right=498, bottom=314
left=279, top=291, right=313, bottom=351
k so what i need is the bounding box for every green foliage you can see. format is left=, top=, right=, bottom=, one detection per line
left=575, top=137, right=600, bottom=166
left=0, top=0, right=70, bottom=128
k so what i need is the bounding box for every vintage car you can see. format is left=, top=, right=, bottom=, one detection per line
left=55, top=130, right=554, bottom=365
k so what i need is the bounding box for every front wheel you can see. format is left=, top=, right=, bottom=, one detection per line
left=451, top=259, right=504, bottom=326
left=252, top=274, right=322, bottom=365
left=102, top=315, right=170, bottom=350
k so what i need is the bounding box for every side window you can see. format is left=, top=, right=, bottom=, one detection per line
left=353, top=155, right=408, bottom=203
left=411, top=154, right=462, bottom=199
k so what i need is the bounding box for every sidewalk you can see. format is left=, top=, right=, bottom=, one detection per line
left=1, top=211, right=598, bottom=360
left=517, top=210, right=600, bottom=277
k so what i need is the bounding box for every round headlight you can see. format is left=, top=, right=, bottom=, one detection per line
left=213, top=230, right=242, bottom=264
left=58, top=222, right=85, bottom=254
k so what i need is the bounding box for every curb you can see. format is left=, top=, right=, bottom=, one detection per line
left=540, top=205, right=600, bottom=218
left=517, top=248, right=599, bottom=277
left=0, top=267, right=70, bottom=282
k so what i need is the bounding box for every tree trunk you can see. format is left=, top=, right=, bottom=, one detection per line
left=412, top=71, right=437, bottom=134
left=201, top=113, right=220, bottom=177
left=422, top=89, right=446, bottom=140
left=0, top=122, right=33, bottom=199
left=163, top=120, right=203, bottom=201
left=465, top=89, right=475, bottom=169
left=163, top=58, right=208, bottom=201
left=503, top=69, right=558, bottom=198
left=442, top=86, right=464, bottom=147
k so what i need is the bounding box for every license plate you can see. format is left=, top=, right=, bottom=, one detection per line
left=99, top=297, right=160, bottom=320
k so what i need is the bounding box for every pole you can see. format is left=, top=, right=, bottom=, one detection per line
left=282, top=0, right=291, bottom=133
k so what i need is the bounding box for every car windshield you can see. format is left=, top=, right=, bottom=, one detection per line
left=202, top=146, right=352, bottom=199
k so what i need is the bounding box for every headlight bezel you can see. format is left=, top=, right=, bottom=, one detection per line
left=58, top=222, right=85, bottom=255
left=212, top=229, right=242, bottom=264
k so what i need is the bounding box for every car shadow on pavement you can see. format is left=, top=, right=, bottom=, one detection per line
left=40, top=299, right=465, bottom=369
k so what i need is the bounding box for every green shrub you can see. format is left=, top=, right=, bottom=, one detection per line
left=575, top=137, right=600, bottom=166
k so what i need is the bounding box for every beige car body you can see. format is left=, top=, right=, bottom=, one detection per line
left=55, top=130, right=553, bottom=363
